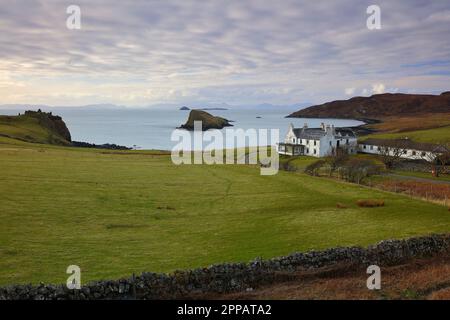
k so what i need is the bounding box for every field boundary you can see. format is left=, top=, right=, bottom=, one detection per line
left=1, top=234, right=449, bottom=300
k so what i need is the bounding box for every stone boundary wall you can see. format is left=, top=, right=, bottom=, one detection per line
left=1, top=234, right=449, bottom=300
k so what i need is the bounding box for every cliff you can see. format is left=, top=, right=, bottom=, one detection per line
left=0, top=110, right=71, bottom=145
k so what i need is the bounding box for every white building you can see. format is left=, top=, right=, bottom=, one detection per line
left=359, top=138, right=448, bottom=160
left=278, top=123, right=358, bottom=157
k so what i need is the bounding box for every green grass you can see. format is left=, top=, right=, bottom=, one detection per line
left=0, top=114, right=69, bottom=145
left=0, top=139, right=449, bottom=286
left=360, top=125, right=450, bottom=144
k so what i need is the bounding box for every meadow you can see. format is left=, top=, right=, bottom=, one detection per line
left=1, top=136, right=449, bottom=285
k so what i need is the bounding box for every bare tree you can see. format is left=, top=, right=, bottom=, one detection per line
left=377, top=140, right=409, bottom=169
left=421, top=143, right=450, bottom=177
left=325, top=146, right=349, bottom=176
left=304, top=160, right=326, bottom=176
left=339, top=158, right=381, bottom=184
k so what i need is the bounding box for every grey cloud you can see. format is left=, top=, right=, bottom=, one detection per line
left=0, top=0, right=449, bottom=105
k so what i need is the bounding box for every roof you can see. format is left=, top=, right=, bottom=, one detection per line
left=292, top=127, right=356, bottom=140
left=361, top=138, right=449, bottom=153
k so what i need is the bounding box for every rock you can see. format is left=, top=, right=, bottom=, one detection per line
left=178, top=110, right=232, bottom=131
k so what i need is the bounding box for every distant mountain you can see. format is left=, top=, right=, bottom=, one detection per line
left=287, top=92, right=450, bottom=119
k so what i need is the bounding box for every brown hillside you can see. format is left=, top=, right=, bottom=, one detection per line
left=288, top=92, right=450, bottom=120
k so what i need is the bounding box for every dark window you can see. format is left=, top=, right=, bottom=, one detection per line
left=412, top=151, right=416, bottom=156
left=363, top=145, right=366, bottom=149
left=421, top=152, right=426, bottom=156
left=370, top=145, right=374, bottom=150
left=313, top=149, right=316, bottom=154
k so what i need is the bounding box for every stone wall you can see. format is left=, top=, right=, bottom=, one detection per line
left=1, top=234, right=449, bottom=300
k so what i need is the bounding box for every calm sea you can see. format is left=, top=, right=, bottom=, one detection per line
left=1, top=107, right=363, bottom=150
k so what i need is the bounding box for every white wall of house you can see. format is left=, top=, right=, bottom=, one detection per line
left=359, top=144, right=435, bottom=160
left=282, top=124, right=357, bottom=158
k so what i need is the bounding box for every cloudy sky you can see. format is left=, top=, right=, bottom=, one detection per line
left=1, top=0, right=450, bottom=107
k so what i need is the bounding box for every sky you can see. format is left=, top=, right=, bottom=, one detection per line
left=0, top=0, right=450, bottom=107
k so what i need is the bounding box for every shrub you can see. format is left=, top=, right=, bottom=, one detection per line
left=379, top=180, right=450, bottom=201
left=304, top=160, right=327, bottom=176
left=336, top=202, right=348, bottom=209
left=356, top=199, right=385, bottom=207
left=339, top=158, right=382, bottom=184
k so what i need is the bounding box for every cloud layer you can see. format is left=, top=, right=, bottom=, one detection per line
left=1, top=0, right=450, bottom=106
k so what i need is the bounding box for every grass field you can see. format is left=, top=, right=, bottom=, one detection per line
left=360, top=126, right=450, bottom=144
left=367, top=114, right=450, bottom=133
left=1, top=137, right=449, bottom=286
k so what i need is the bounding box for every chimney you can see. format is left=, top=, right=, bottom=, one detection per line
left=320, top=122, right=325, bottom=131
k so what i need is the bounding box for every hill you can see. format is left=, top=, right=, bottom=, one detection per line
left=179, top=109, right=232, bottom=130
left=287, top=92, right=450, bottom=120
left=0, top=110, right=71, bottom=145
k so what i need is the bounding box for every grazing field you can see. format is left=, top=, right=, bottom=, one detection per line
left=1, top=137, right=449, bottom=286
left=360, top=125, right=450, bottom=144
left=368, top=114, right=450, bottom=133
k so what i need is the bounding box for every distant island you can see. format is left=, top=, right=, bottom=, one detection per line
left=179, top=106, right=228, bottom=111
left=178, top=110, right=232, bottom=131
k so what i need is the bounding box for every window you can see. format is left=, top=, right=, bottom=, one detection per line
left=329, top=141, right=332, bottom=146
left=346, top=139, right=349, bottom=145
left=421, top=152, right=426, bottom=157
left=363, top=145, right=366, bottom=149
left=314, top=140, right=317, bottom=146
left=306, top=148, right=309, bottom=153
left=313, top=149, right=316, bottom=154
left=370, top=145, right=374, bottom=150
left=403, top=150, right=407, bottom=154
left=292, top=138, right=295, bottom=143
left=412, top=151, right=416, bottom=156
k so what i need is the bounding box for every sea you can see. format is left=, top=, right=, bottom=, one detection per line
left=1, top=106, right=363, bottom=151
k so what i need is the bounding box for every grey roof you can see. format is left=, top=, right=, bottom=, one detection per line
left=292, top=127, right=356, bottom=140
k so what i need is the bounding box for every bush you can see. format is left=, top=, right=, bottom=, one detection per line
left=304, top=160, right=327, bottom=176
left=336, top=202, right=348, bottom=209
left=339, top=158, right=382, bottom=184
left=356, top=199, right=385, bottom=207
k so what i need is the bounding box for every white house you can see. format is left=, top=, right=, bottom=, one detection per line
left=359, top=138, right=448, bottom=160
left=278, top=123, right=358, bottom=157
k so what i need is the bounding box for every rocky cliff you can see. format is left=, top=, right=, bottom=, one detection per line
left=179, top=109, right=232, bottom=131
